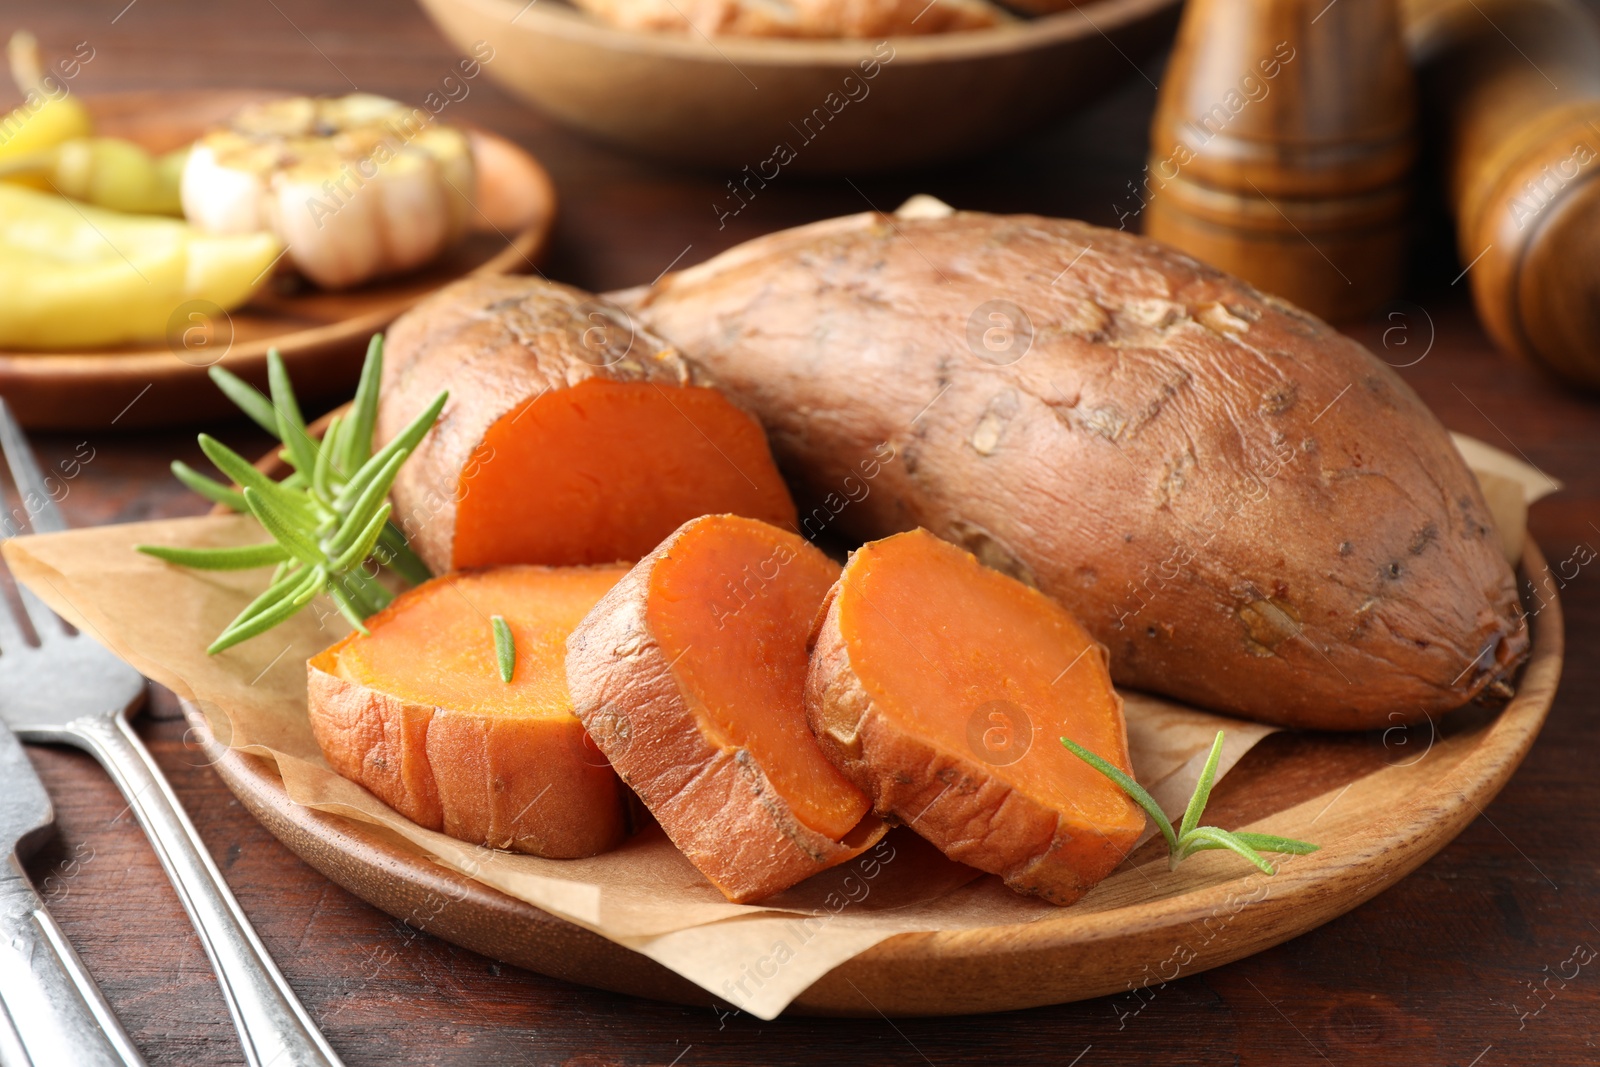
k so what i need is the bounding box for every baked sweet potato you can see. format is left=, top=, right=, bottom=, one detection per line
left=620, top=209, right=1528, bottom=730
left=308, top=564, right=631, bottom=858
left=807, top=528, right=1144, bottom=905
left=565, top=514, right=886, bottom=902
left=377, top=276, right=797, bottom=574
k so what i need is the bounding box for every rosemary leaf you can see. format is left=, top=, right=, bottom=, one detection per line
left=492, top=615, right=514, bottom=683
left=1180, top=731, right=1226, bottom=840
left=207, top=365, right=279, bottom=437
left=172, top=461, right=245, bottom=511
left=338, top=566, right=394, bottom=615
left=325, top=580, right=373, bottom=636
left=137, top=542, right=290, bottom=570
left=329, top=503, right=392, bottom=573
left=1178, top=827, right=1275, bottom=875
left=329, top=450, right=404, bottom=557
left=208, top=565, right=324, bottom=654
left=335, top=390, right=446, bottom=513
left=1230, top=832, right=1320, bottom=856
left=1061, top=736, right=1177, bottom=853
left=268, top=349, right=320, bottom=477
left=312, top=414, right=341, bottom=503
left=376, top=522, right=432, bottom=585
left=230, top=564, right=310, bottom=629
left=243, top=486, right=324, bottom=565
left=198, top=435, right=315, bottom=520
left=343, top=334, right=384, bottom=474
left=1063, top=730, right=1319, bottom=877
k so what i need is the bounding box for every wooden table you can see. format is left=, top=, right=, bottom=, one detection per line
left=7, top=1, right=1599, bottom=1063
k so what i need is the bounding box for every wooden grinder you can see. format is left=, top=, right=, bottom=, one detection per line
left=1143, top=0, right=1417, bottom=322
left=1406, top=0, right=1600, bottom=389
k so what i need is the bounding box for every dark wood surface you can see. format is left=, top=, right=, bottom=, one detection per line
left=4, top=1, right=1598, bottom=1063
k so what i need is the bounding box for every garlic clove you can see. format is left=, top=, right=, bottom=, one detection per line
left=182, top=140, right=271, bottom=235
left=272, top=164, right=386, bottom=291
left=373, top=151, right=456, bottom=276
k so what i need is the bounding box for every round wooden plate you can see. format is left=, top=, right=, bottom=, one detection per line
left=0, top=90, right=556, bottom=430
left=180, top=539, right=1562, bottom=1016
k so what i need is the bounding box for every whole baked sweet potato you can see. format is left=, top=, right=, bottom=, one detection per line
left=619, top=210, right=1527, bottom=729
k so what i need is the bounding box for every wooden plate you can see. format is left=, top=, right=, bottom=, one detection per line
left=415, top=0, right=1181, bottom=173
left=179, top=534, right=1562, bottom=1015
left=0, top=90, right=556, bottom=430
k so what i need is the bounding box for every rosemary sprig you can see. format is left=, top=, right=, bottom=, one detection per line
left=137, top=336, right=446, bottom=653
left=1062, top=730, right=1319, bottom=875
left=492, top=615, right=515, bottom=683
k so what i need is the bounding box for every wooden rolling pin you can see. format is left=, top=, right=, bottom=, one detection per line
left=1143, top=0, right=1416, bottom=322
left=1405, top=0, right=1600, bottom=388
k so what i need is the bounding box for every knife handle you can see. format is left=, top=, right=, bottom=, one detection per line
left=70, top=713, right=343, bottom=1067
left=0, top=855, right=146, bottom=1067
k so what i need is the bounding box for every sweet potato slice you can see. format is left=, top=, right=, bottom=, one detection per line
left=806, top=528, right=1144, bottom=905
left=565, top=514, right=885, bottom=903
left=308, top=565, right=631, bottom=858
left=379, top=275, right=797, bottom=573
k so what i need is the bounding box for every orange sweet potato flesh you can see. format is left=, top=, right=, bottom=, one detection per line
left=378, top=276, right=796, bottom=574
left=308, top=565, right=631, bottom=859
left=566, top=514, right=886, bottom=903
left=807, top=529, right=1144, bottom=905
left=453, top=378, right=795, bottom=568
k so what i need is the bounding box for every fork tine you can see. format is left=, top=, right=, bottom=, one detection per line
left=0, top=397, right=70, bottom=639
left=0, top=564, right=31, bottom=654
left=0, top=398, right=67, bottom=534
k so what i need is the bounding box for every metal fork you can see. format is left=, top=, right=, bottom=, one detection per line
left=0, top=400, right=343, bottom=1067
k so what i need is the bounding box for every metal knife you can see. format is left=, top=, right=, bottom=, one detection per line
left=0, top=722, right=145, bottom=1067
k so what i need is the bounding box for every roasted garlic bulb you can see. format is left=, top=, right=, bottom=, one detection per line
left=182, top=94, right=474, bottom=290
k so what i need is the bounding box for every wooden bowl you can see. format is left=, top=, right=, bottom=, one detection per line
left=414, top=0, right=1181, bottom=173
left=0, top=90, right=556, bottom=431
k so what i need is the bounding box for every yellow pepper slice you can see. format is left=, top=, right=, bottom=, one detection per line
left=0, top=137, right=188, bottom=215
left=0, top=33, right=93, bottom=178
left=0, top=184, right=281, bottom=350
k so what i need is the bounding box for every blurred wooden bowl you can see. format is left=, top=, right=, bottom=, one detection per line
left=415, top=0, right=1181, bottom=173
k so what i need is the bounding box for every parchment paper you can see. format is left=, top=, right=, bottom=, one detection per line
left=0, top=435, right=1539, bottom=1017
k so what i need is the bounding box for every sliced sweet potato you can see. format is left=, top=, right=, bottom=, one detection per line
left=308, top=565, right=631, bottom=858
left=565, top=514, right=885, bottom=903
left=378, top=275, right=797, bottom=573
left=806, top=528, right=1144, bottom=905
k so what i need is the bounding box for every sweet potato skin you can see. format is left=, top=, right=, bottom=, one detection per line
left=622, top=210, right=1528, bottom=729
left=565, top=517, right=886, bottom=903
left=377, top=275, right=793, bottom=573
left=308, top=647, right=628, bottom=858
left=306, top=565, right=632, bottom=859
left=804, top=532, right=1142, bottom=906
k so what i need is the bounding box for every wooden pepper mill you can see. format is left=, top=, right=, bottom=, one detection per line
left=1142, top=0, right=1417, bottom=322
left=1405, top=0, right=1600, bottom=389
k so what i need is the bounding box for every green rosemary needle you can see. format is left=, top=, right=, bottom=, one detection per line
left=137, top=335, right=445, bottom=653
left=1062, top=730, right=1319, bottom=875
left=492, top=615, right=515, bottom=683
